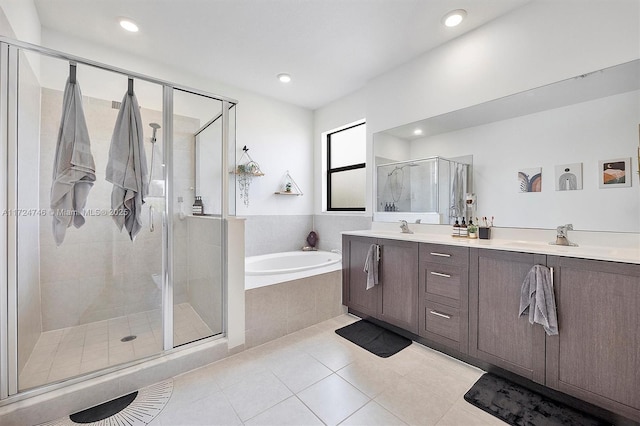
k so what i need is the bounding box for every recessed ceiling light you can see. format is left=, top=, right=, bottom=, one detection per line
left=119, top=19, right=139, bottom=33
left=413, top=129, right=423, bottom=136
left=442, top=9, right=467, bottom=27
left=277, top=73, right=292, bottom=83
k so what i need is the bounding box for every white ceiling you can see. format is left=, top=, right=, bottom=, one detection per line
left=34, top=0, right=530, bottom=110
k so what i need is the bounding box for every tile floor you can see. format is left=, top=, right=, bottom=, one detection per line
left=19, top=303, right=215, bottom=391
left=149, top=314, right=506, bottom=426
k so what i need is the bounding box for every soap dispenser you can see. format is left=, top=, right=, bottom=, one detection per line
left=452, top=218, right=460, bottom=237
left=460, top=217, right=468, bottom=238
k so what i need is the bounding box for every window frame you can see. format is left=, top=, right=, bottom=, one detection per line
left=326, top=122, right=366, bottom=211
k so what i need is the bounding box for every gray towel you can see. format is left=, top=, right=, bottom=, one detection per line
left=519, top=264, right=558, bottom=335
left=364, top=244, right=379, bottom=290
left=105, top=89, right=148, bottom=241
left=50, top=77, right=96, bottom=246
left=450, top=163, right=466, bottom=219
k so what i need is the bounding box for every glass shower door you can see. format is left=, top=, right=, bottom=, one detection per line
left=170, top=89, right=229, bottom=346
left=13, top=48, right=166, bottom=391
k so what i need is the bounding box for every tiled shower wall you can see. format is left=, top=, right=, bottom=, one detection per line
left=186, top=216, right=223, bottom=334
left=38, top=88, right=195, bottom=331
left=244, top=214, right=371, bottom=256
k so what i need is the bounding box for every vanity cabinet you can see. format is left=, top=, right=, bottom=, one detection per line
left=418, top=244, right=469, bottom=353
left=342, top=235, right=379, bottom=318
left=468, top=248, right=547, bottom=384
left=545, top=256, right=640, bottom=421
left=342, top=235, right=419, bottom=333
left=343, top=233, right=640, bottom=422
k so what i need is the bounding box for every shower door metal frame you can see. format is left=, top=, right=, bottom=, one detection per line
left=0, top=35, right=237, bottom=402
left=0, top=41, right=10, bottom=401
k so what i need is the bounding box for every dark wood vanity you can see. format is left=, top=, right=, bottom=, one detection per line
left=342, top=234, right=640, bottom=424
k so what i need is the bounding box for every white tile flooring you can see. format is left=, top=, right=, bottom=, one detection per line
left=19, top=303, right=215, bottom=391
left=149, top=314, right=506, bottom=426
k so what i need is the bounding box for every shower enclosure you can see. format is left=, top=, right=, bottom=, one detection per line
left=375, top=156, right=470, bottom=224
left=0, top=37, right=236, bottom=399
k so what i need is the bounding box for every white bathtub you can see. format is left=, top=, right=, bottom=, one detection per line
left=245, top=251, right=342, bottom=289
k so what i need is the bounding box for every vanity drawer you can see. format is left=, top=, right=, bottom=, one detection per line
left=420, top=243, right=469, bottom=266
left=424, top=301, right=460, bottom=343
left=424, top=264, right=464, bottom=303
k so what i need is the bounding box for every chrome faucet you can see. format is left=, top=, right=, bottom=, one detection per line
left=400, top=220, right=413, bottom=234
left=551, top=224, right=577, bottom=246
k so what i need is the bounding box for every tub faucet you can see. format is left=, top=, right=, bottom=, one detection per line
left=400, top=220, right=413, bottom=234
left=552, top=223, right=577, bottom=246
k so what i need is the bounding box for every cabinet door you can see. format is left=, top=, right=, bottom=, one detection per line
left=469, top=249, right=546, bottom=383
left=546, top=256, right=640, bottom=422
left=342, top=235, right=378, bottom=317
left=377, top=239, right=419, bottom=333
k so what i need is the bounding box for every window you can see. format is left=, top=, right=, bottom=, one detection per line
left=327, top=122, right=366, bottom=211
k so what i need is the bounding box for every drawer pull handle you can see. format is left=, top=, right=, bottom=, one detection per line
left=430, top=271, right=451, bottom=278
left=430, top=252, right=451, bottom=257
left=430, top=310, right=451, bottom=319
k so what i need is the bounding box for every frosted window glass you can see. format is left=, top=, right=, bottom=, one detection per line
left=330, top=124, right=366, bottom=168
left=331, top=168, right=366, bottom=208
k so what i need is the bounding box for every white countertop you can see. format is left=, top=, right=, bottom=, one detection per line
left=342, top=229, right=640, bottom=264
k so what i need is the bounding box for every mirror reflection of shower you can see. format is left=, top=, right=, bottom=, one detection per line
left=385, top=162, right=418, bottom=210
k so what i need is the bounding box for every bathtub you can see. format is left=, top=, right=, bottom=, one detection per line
left=245, top=250, right=342, bottom=289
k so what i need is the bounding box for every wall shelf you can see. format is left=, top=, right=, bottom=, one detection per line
left=275, top=170, right=303, bottom=196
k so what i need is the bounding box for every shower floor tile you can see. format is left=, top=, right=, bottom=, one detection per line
left=19, top=303, right=214, bottom=391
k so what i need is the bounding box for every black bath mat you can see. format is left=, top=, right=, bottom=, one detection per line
left=335, top=320, right=411, bottom=358
left=464, top=373, right=609, bottom=426
left=69, top=391, right=138, bottom=423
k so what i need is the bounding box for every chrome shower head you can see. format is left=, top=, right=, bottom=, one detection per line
left=149, top=122, right=161, bottom=143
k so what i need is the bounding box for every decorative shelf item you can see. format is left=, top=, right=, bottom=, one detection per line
left=275, top=170, right=303, bottom=196
left=235, top=146, right=264, bottom=206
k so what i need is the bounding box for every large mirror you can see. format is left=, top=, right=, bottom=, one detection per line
left=373, top=59, right=640, bottom=233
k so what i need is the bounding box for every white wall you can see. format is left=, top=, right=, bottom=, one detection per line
left=315, top=0, right=640, bottom=225
left=0, top=0, right=41, bottom=79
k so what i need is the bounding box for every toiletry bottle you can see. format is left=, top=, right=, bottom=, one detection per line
left=452, top=219, right=460, bottom=237
left=460, top=217, right=468, bottom=238
left=391, top=202, right=396, bottom=212
left=192, top=196, right=203, bottom=215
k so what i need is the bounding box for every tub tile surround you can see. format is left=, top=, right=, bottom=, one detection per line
left=243, top=214, right=371, bottom=257
left=245, top=271, right=345, bottom=348
left=3, top=314, right=507, bottom=426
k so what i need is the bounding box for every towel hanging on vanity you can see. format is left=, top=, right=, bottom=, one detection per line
left=364, top=244, right=379, bottom=290
left=105, top=78, right=148, bottom=241
left=50, top=65, right=96, bottom=246
left=519, top=264, right=558, bottom=335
